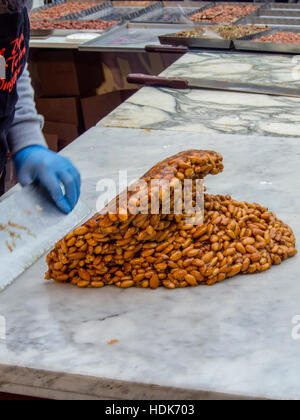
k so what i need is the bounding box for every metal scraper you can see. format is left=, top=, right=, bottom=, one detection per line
left=0, top=184, right=91, bottom=292
left=127, top=73, right=300, bottom=98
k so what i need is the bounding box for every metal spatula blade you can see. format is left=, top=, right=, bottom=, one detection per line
left=0, top=184, right=91, bottom=292
left=127, top=73, right=300, bottom=98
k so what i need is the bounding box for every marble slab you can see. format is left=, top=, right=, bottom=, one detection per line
left=0, top=126, right=300, bottom=400
left=100, top=85, right=300, bottom=137
left=160, top=51, right=300, bottom=89
left=100, top=51, right=300, bottom=137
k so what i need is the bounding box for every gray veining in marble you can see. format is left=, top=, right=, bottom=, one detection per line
left=100, top=86, right=300, bottom=137
left=0, top=126, right=300, bottom=400
left=100, top=51, right=300, bottom=137
left=160, top=51, right=300, bottom=88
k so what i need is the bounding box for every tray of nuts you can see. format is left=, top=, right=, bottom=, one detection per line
left=234, top=27, right=300, bottom=54
left=159, top=27, right=231, bottom=49
left=213, top=24, right=271, bottom=39
left=159, top=24, right=270, bottom=50
left=30, top=0, right=107, bottom=20
left=61, top=0, right=161, bottom=22
left=132, top=2, right=212, bottom=24
left=30, top=1, right=121, bottom=35
left=30, top=19, right=119, bottom=36
left=188, top=2, right=262, bottom=25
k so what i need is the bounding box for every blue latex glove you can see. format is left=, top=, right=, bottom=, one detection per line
left=14, top=145, right=81, bottom=214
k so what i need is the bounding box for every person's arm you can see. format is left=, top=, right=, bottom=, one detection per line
left=10, top=65, right=81, bottom=214
left=7, top=64, right=47, bottom=154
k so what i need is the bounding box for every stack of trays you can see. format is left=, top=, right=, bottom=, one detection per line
left=233, top=2, right=300, bottom=53
left=239, top=2, right=300, bottom=28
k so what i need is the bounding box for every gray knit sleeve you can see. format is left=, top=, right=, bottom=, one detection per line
left=7, top=64, right=47, bottom=156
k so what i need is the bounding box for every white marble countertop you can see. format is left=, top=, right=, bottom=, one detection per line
left=162, top=51, right=300, bottom=89
left=100, top=51, right=300, bottom=137
left=0, top=126, right=300, bottom=400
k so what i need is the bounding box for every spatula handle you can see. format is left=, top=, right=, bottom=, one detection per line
left=127, top=73, right=188, bottom=89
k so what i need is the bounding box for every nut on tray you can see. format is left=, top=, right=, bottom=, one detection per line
left=30, top=18, right=118, bottom=30
left=189, top=4, right=259, bottom=24
left=30, top=2, right=100, bottom=20
left=175, top=25, right=270, bottom=40
left=256, top=32, right=300, bottom=44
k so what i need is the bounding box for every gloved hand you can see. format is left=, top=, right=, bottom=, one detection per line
left=14, top=145, right=81, bottom=214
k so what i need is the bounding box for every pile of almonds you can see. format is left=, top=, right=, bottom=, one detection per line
left=176, top=25, right=270, bottom=40
left=46, top=150, right=297, bottom=289
left=212, top=24, right=270, bottom=40
left=256, top=32, right=300, bottom=44
left=30, top=2, right=99, bottom=19
left=190, top=4, right=258, bottom=24
left=30, top=18, right=117, bottom=30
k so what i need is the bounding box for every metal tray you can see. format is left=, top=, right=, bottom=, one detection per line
left=132, top=2, right=212, bottom=24
left=30, top=0, right=108, bottom=20
left=30, top=0, right=69, bottom=16
left=158, top=22, right=272, bottom=51
left=239, top=16, right=300, bottom=28
left=112, top=1, right=152, bottom=6
left=59, top=0, right=113, bottom=20
left=30, top=28, right=106, bottom=38
left=259, top=10, right=300, bottom=19
left=30, top=29, right=54, bottom=39
left=234, top=27, right=300, bottom=54
left=79, top=22, right=195, bottom=52
left=161, top=1, right=209, bottom=6
left=159, top=31, right=233, bottom=50
left=61, top=0, right=159, bottom=22
left=185, top=2, right=263, bottom=25
left=262, top=2, right=300, bottom=12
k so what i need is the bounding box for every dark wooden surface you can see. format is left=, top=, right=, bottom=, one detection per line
left=0, top=392, right=47, bottom=400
